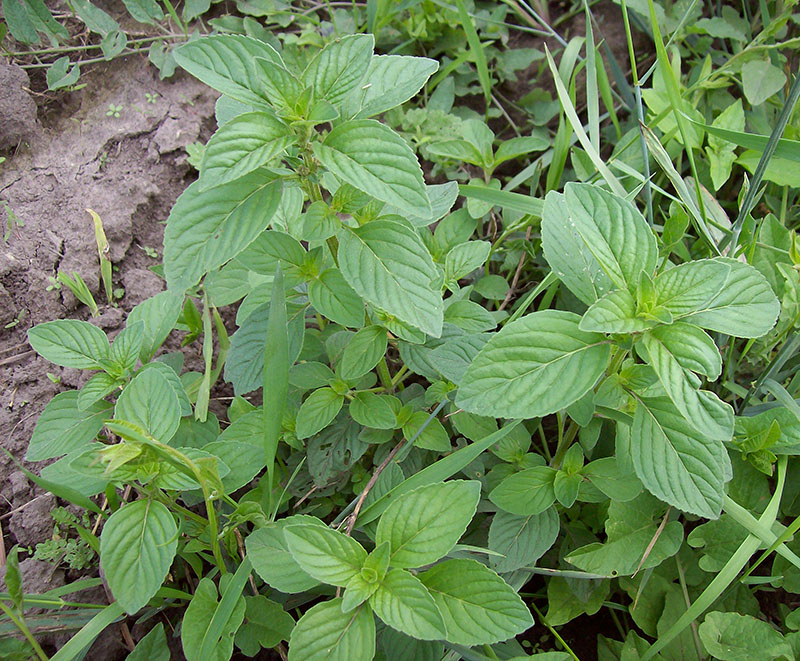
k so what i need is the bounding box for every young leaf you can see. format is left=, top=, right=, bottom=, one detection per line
left=343, top=54, right=438, bottom=119
left=681, top=258, right=780, bottom=338
left=253, top=57, right=303, bottom=112
left=28, top=319, right=109, bottom=369
left=349, top=392, right=396, bottom=429
left=646, top=323, right=721, bottom=379
left=234, top=596, right=295, bottom=655
left=77, top=372, right=120, bottom=410
left=27, top=391, right=112, bottom=461
left=653, top=259, right=731, bottom=318
left=295, top=387, right=344, bottom=439
left=369, top=568, right=446, bottom=640
left=100, top=500, right=178, bottom=614
left=698, top=611, right=793, bottom=661
left=245, top=516, right=323, bottom=593
left=314, top=120, right=431, bottom=217
left=289, top=600, right=375, bottom=661
left=631, top=395, right=732, bottom=518
left=115, top=368, right=181, bottom=444
left=181, top=575, right=246, bottom=661
left=375, top=480, right=480, bottom=568
left=173, top=35, right=282, bottom=107
left=199, top=112, right=295, bottom=190
left=284, top=523, right=367, bottom=586
left=580, top=288, right=656, bottom=334
left=489, top=466, right=557, bottom=516
left=457, top=310, right=610, bottom=419
left=338, top=219, right=443, bottom=337
left=126, top=291, right=183, bottom=362
left=419, top=559, right=533, bottom=645
left=541, top=183, right=657, bottom=304
left=164, top=175, right=282, bottom=291
left=128, top=622, right=169, bottom=661
left=302, top=34, right=374, bottom=107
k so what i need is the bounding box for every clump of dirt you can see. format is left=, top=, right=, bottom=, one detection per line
left=0, top=52, right=217, bottom=652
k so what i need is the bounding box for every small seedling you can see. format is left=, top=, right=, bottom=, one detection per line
left=87, top=209, right=113, bottom=303
left=145, top=92, right=159, bottom=104
left=106, top=104, right=123, bottom=118
left=138, top=244, right=158, bottom=259
left=4, top=310, right=25, bottom=329
left=2, top=201, right=24, bottom=244
left=98, top=151, right=108, bottom=170
left=46, top=372, right=60, bottom=384
left=56, top=271, right=99, bottom=316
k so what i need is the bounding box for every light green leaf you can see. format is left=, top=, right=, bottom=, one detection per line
left=309, top=268, right=365, bottom=328
left=699, top=611, right=793, bottom=661
left=488, top=508, right=560, bottom=573
left=199, top=112, right=295, bottom=190
left=343, top=54, right=438, bottom=119
left=742, top=59, right=786, bottom=106
left=541, top=183, right=657, bottom=304
left=77, top=372, right=119, bottom=410
left=127, top=291, right=183, bottom=361
left=28, top=319, right=109, bottom=369
left=340, top=326, right=387, bottom=380
left=173, top=35, right=282, bottom=107
left=246, top=516, right=323, bottom=593
left=427, top=139, right=485, bottom=167
left=121, top=0, right=164, bottom=25
left=579, top=288, right=655, bottom=334
left=370, top=568, right=445, bottom=640
left=100, top=500, right=178, bottom=614
left=402, top=412, right=451, bottom=452
left=444, top=300, right=497, bottom=333
left=3, top=0, right=40, bottom=44
left=631, top=396, right=732, bottom=518
left=164, top=175, right=282, bottom=291
left=139, top=361, right=191, bottom=417
left=430, top=333, right=489, bottom=385
left=27, top=391, right=112, bottom=461
left=115, top=368, right=180, bottom=443
left=46, top=56, right=80, bottom=90
left=653, top=259, right=731, bottom=318
left=296, top=387, right=344, bottom=439
left=494, top=134, right=550, bottom=165
left=566, top=493, right=683, bottom=576
left=682, top=258, right=780, bottom=338
left=302, top=34, right=374, bottom=107
left=314, top=120, right=430, bottom=217
left=284, top=523, right=367, bottom=587
left=253, top=57, right=303, bottom=111
left=379, top=627, right=444, bottom=661
left=375, top=480, right=480, bottom=568
left=234, top=596, right=295, bottom=656
left=338, top=219, right=442, bottom=337
left=582, top=457, right=642, bottom=502
left=350, top=392, right=396, bottom=429
left=289, top=600, right=374, bottom=661
left=128, top=622, right=169, bottom=661
left=419, top=559, right=533, bottom=646
left=647, top=322, right=721, bottom=379
left=489, top=466, right=557, bottom=516
left=457, top=310, right=610, bottom=419
left=235, top=229, right=305, bottom=274
left=445, top=241, right=491, bottom=284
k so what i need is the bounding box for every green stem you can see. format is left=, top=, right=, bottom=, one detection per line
left=0, top=602, right=49, bottom=661
left=376, top=358, right=393, bottom=391
left=18, top=48, right=150, bottom=69
left=550, top=420, right=578, bottom=468
left=5, top=35, right=184, bottom=57
left=529, top=602, right=580, bottom=660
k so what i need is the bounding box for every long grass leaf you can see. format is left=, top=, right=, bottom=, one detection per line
left=455, top=0, right=491, bottom=110
left=198, top=558, right=252, bottom=660
left=583, top=2, right=599, bottom=154
left=459, top=184, right=544, bottom=216
left=50, top=602, right=125, bottom=661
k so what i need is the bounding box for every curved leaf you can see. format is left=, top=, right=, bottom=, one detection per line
left=288, top=599, right=374, bottom=661
left=28, top=320, right=109, bottom=369
left=370, top=569, right=445, bottom=640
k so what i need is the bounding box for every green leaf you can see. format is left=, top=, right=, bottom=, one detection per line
left=541, top=183, right=657, bottom=304
left=742, top=59, right=786, bottom=106
left=350, top=392, right=396, bottom=429
left=419, top=559, right=533, bottom=645
left=127, top=291, right=183, bottom=361
left=181, top=576, right=246, bottom=661
left=370, top=568, right=445, bottom=640
left=494, top=134, right=550, bottom=165
left=488, top=508, right=560, bottom=573
left=647, top=323, right=721, bottom=379
left=245, top=516, right=323, bottom=593
left=375, top=480, right=480, bottom=568
left=378, top=628, right=444, bottom=661
left=77, top=372, right=119, bottom=410
left=173, top=35, right=282, bottom=107
left=309, top=268, right=365, bottom=328
left=445, top=241, right=491, bottom=284
left=46, top=56, right=80, bottom=90
left=284, top=523, right=367, bottom=587
left=107, top=322, right=143, bottom=376
left=27, top=391, right=112, bottom=461
left=115, top=368, right=180, bottom=444
left=340, top=326, right=387, bottom=381
left=199, top=112, right=295, bottom=190
left=100, top=500, right=178, bottom=614
left=302, top=34, right=374, bottom=107
left=566, top=493, right=683, bottom=576
left=457, top=310, right=610, bottom=419
left=314, top=120, right=430, bottom=217
left=253, top=57, right=303, bottom=111
left=682, top=258, right=780, bottom=338
left=641, top=327, right=729, bottom=441
left=338, top=219, right=442, bottom=337
left=631, top=396, right=732, bottom=518
left=288, top=600, right=374, bottom=661
left=582, top=457, right=642, bottom=502
left=3, top=0, right=40, bottom=43
left=653, top=259, right=731, bottom=318
left=580, top=288, right=655, bottom=334
left=235, top=596, right=295, bottom=656
left=296, top=387, right=344, bottom=439
left=235, top=230, right=306, bottom=274
left=402, top=411, right=451, bottom=452
left=489, top=466, right=557, bottom=516
left=343, top=54, right=438, bottom=119
left=121, top=0, right=164, bottom=25
left=28, top=319, right=109, bottom=369
left=698, top=611, right=793, bottom=661
left=164, top=175, right=282, bottom=291
left=128, top=622, right=169, bottom=661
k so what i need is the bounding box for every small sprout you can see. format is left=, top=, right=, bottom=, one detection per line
left=139, top=244, right=158, bottom=259
left=106, top=104, right=123, bottom=118
left=46, top=372, right=60, bottom=384
left=113, top=287, right=125, bottom=300
left=145, top=92, right=159, bottom=104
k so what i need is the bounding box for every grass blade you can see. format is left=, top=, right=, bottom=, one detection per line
left=459, top=184, right=543, bottom=216
left=583, top=2, right=599, bottom=154
left=198, top=558, right=252, bottom=661
left=455, top=0, right=491, bottom=111
left=50, top=602, right=125, bottom=661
